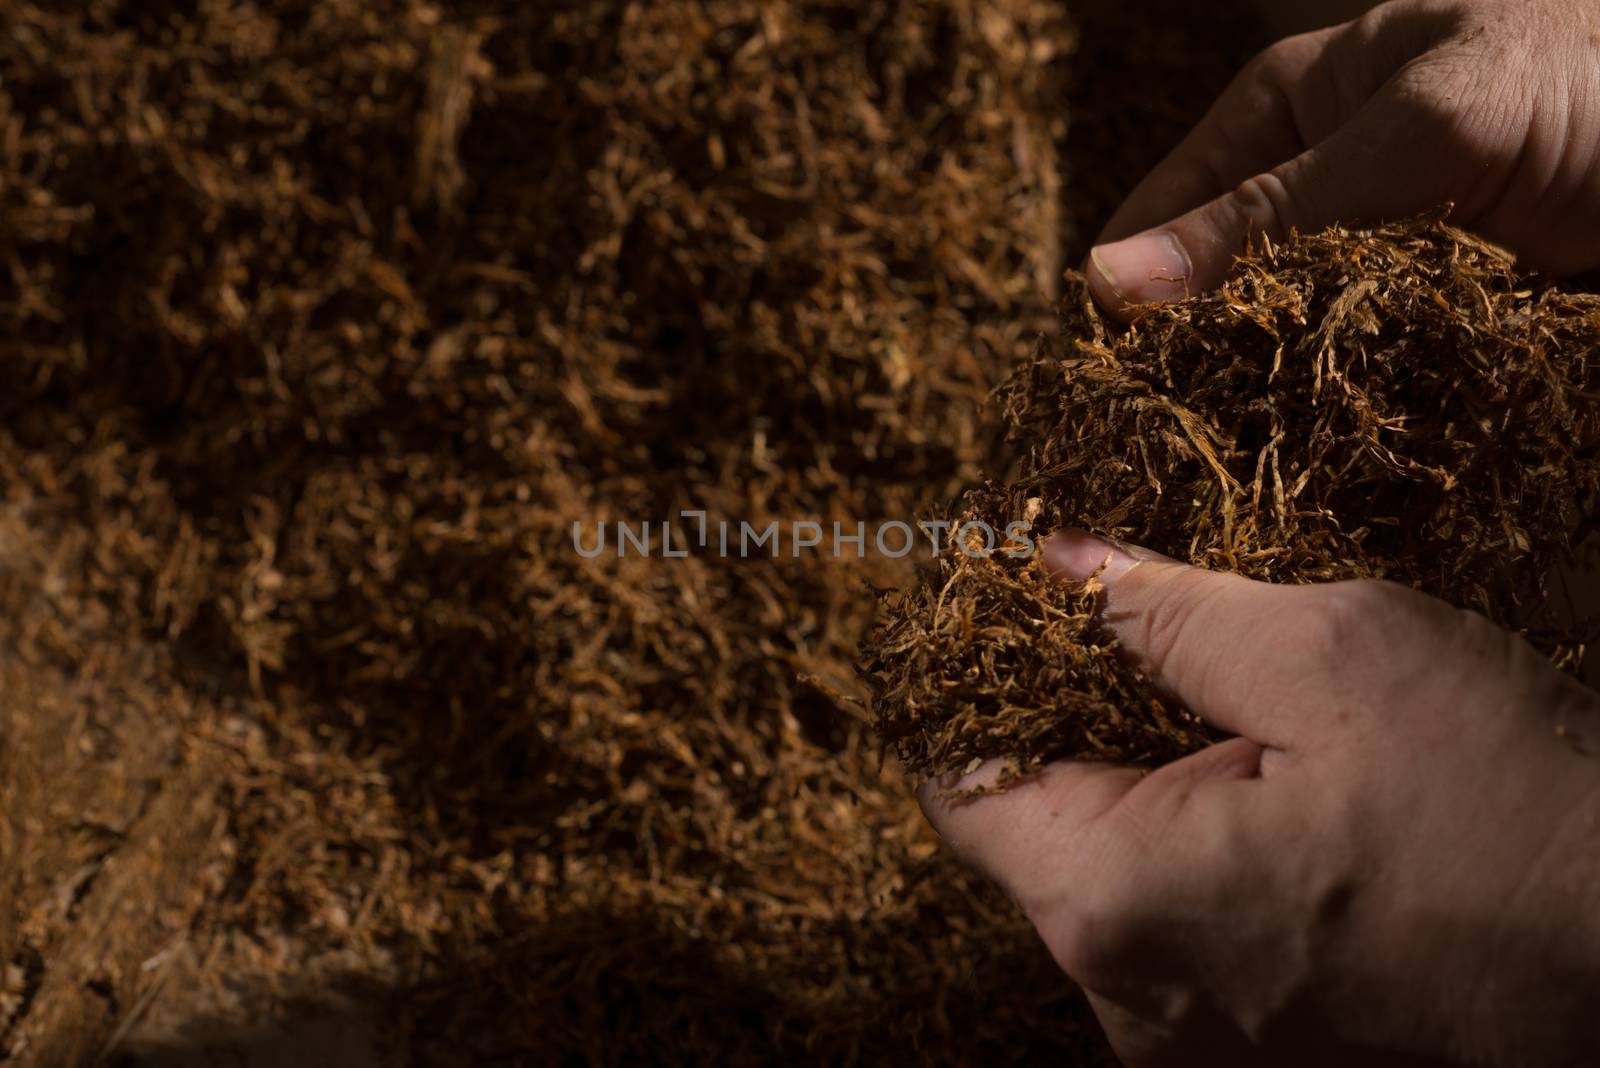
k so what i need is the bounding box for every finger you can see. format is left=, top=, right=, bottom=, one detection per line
left=1097, top=29, right=1344, bottom=245
left=1078, top=738, right=1269, bottom=897
left=1131, top=735, right=1266, bottom=802
left=918, top=738, right=1265, bottom=903
left=1087, top=71, right=1463, bottom=319
left=1041, top=530, right=1315, bottom=744
left=918, top=759, right=1143, bottom=897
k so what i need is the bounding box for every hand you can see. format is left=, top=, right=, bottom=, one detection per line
left=1087, top=0, right=1600, bottom=319
left=921, top=531, right=1600, bottom=1066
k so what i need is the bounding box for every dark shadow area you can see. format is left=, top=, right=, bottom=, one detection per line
left=116, top=900, right=1099, bottom=1067
left=1061, top=0, right=1271, bottom=262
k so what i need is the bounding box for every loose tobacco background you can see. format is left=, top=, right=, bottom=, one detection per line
left=0, top=1, right=1266, bottom=1065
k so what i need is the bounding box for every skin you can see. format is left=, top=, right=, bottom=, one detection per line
left=924, top=3, right=1600, bottom=1061
left=923, top=534, right=1600, bottom=1065
left=1085, top=0, right=1600, bottom=319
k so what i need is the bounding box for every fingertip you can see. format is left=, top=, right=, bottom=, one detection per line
left=1042, top=529, right=1139, bottom=583
left=1041, top=529, right=1174, bottom=584
left=1086, top=230, right=1194, bottom=318
left=1085, top=247, right=1135, bottom=321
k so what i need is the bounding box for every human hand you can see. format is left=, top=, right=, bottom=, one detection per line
left=921, top=531, right=1600, bottom=1066
left=1087, top=0, right=1600, bottom=319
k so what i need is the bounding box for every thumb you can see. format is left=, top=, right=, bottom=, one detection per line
left=1042, top=530, right=1313, bottom=747
left=1086, top=149, right=1344, bottom=316
left=1086, top=84, right=1453, bottom=319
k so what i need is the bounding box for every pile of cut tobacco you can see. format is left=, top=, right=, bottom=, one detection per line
left=866, top=214, right=1600, bottom=782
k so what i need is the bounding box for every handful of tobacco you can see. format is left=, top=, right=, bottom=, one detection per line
left=863, top=213, right=1600, bottom=784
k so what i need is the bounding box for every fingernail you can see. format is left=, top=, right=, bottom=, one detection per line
left=1088, top=230, right=1193, bottom=308
left=1042, top=529, right=1140, bottom=583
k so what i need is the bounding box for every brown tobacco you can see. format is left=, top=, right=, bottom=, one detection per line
left=865, top=214, right=1600, bottom=784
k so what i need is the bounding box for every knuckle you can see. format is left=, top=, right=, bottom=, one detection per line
left=1387, top=56, right=1471, bottom=119
left=1344, top=3, right=1391, bottom=43
left=1443, top=602, right=1520, bottom=666
left=1228, top=171, right=1301, bottom=239
left=1343, top=0, right=1445, bottom=53
left=1249, top=36, right=1315, bottom=89
left=1135, top=569, right=1224, bottom=678
left=1283, top=579, right=1463, bottom=687
left=1232, top=34, right=1338, bottom=147
left=1277, top=580, right=1398, bottom=671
